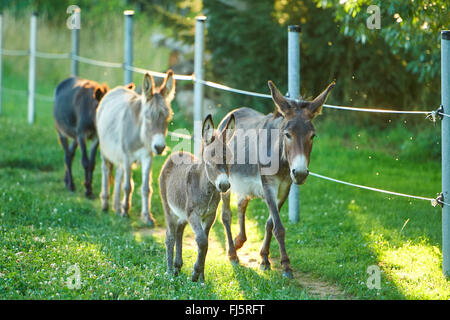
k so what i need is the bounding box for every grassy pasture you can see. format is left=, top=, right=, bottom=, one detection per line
left=1, top=10, right=450, bottom=300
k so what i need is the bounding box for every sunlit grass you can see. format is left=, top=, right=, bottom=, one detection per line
left=377, top=240, right=450, bottom=299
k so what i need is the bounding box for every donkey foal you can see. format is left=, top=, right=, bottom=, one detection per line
left=159, top=115, right=235, bottom=282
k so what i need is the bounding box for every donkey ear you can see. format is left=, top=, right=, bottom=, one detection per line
left=143, top=73, right=155, bottom=96
left=202, top=114, right=215, bottom=145
left=125, top=82, right=136, bottom=91
left=161, top=70, right=176, bottom=103
left=93, top=86, right=105, bottom=102
left=268, top=80, right=291, bottom=117
left=221, top=114, right=236, bottom=144
left=306, top=81, right=335, bottom=119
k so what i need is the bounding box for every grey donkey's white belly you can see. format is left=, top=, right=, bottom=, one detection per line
left=229, top=173, right=264, bottom=199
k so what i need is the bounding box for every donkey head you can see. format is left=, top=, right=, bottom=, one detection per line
left=268, top=80, right=335, bottom=185
left=140, top=71, right=175, bottom=155
left=202, top=114, right=236, bottom=193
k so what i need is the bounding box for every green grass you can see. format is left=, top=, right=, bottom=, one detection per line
left=1, top=9, right=450, bottom=300
left=1, top=77, right=449, bottom=299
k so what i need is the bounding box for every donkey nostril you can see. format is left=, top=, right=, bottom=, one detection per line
left=219, top=181, right=230, bottom=191
left=155, top=145, right=165, bottom=154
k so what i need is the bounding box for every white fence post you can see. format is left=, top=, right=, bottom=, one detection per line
left=27, top=12, right=37, bottom=124
left=124, top=10, right=134, bottom=85
left=441, top=30, right=450, bottom=277
left=193, top=15, right=206, bottom=157
left=288, top=25, right=301, bottom=223
left=70, top=9, right=80, bottom=76
left=0, top=13, right=3, bottom=115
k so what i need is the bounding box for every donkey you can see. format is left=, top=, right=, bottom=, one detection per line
left=96, top=71, right=175, bottom=226
left=53, top=77, right=109, bottom=197
left=159, top=114, right=236, bottom=282
left=218, top=80, right=335, bottom=278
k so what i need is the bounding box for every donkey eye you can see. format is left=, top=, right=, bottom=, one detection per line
left=284, top=132, right=292, bottom=140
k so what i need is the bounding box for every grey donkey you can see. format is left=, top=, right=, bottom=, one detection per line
left=159, top=114, right=236, bottom=282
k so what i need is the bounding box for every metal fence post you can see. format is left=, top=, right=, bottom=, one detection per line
left=193, top=15, right=206, bottom=157
left=70, top=8, right=80, bottom=76
left=124, top=10, right=134, bottom=85
left=288, top=25, right=301, bottom=223
left=0, top=13, right=3, bottom=115
left=27, top=12, right=37, bottom=124
left=442, top=30, right=450, bottom=277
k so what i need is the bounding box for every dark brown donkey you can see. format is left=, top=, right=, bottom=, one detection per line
left=218, top=80, right=335, bottom=278
left=53, top=77, right=110, bottom=197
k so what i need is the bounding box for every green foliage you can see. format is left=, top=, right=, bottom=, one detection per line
left=317, top=0, right=448, bottom=83
left=202, top=0, right=445, bottom=120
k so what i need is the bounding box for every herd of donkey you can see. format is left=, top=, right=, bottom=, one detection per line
left=52, top=70, right=335, bottom=282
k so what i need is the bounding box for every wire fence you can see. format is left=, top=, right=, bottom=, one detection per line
left=0, top=45, right=448, bottom=208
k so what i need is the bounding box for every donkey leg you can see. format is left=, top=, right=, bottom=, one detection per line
left=174, top=220, right=187, bottom=275
left=234, top=197, right=249, bottom=250
left=77, top=134, right=92, bottom=198
left=100, top=154, right=113, bottom=211
left=258, top=188, right=290, bottom=269
left=140, top=156, right=155, bottom=226
left=58, top=133, right=77, bottom=191
left=113, top=166, right=123, bottom=214
left=189, top=214, right=209, bottom=282
left=121, top=163, right=133, bottom=217
left=165, top=218, right=177, bottom=274
left=262, top=183, right=293, bottom=278
left=259, top=216, right=273, bottom=271
left=85, top=137, right=99, bottom=198
left=221, top=192, right=238, bottom=264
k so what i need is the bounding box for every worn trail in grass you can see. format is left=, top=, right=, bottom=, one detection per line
left=137, top=226, right=349, bottom=299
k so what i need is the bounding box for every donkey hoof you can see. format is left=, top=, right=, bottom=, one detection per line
left=118, top=211, right=129, bottom=218
left=191, top=272, right=199, bottom=282
left=229, top=256, right=239, bottom=266
left=234, top=237, right=246, bottom=250
left=141, top=214, right=156, bottom=227
left=85, top=191, right=95, bottom=199
left=282, top=270, right=294, bottom=279
left=260, top=263, right=271, bottom=271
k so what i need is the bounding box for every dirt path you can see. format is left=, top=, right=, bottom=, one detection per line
left=134, top=227, right=351, bottom=300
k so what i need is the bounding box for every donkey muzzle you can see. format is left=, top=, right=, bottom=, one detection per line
left=216, top=173, right=231, bottom=192
left=154, top=144, right=166, bottom=155
left=290, top=155, right=309, bottom=185
left=291, top=168, right=309, bottom=185
left=152, top=134, right=166, bottom=155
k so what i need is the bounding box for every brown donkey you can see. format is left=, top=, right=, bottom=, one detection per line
left=218, top=80, right=335, bottom=278
left=53, top=77, right=109, bottom=197
left=159, top=114, right=236, bottom=282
